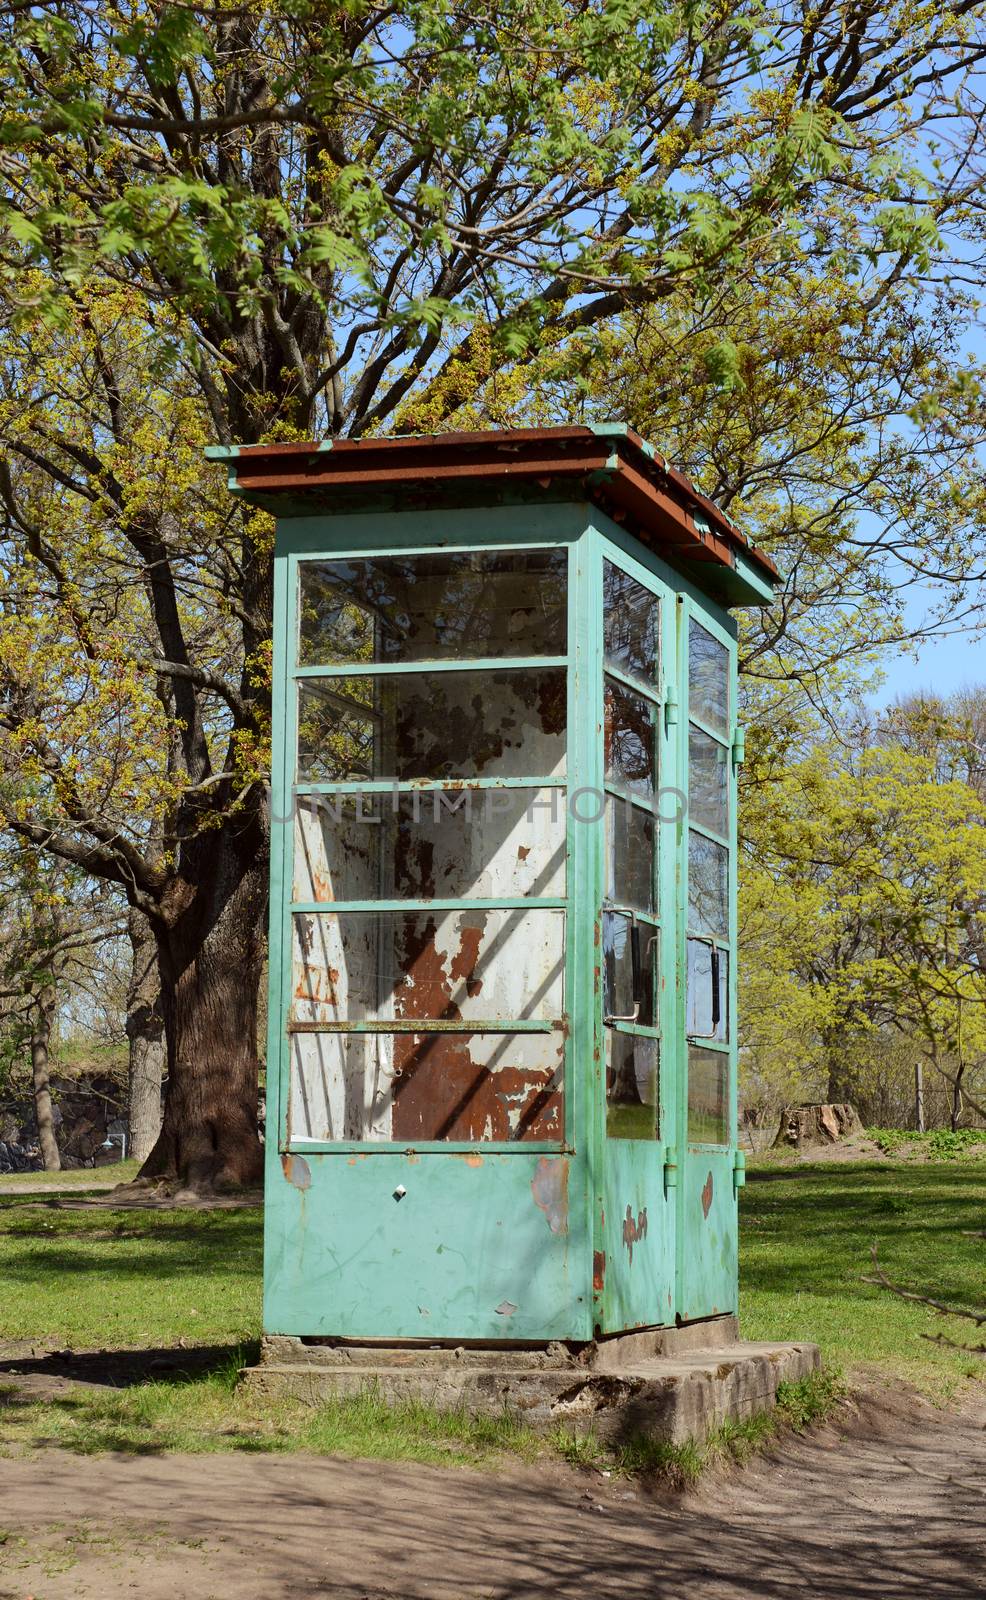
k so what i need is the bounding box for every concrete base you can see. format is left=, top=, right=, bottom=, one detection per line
left=243, top=1319, right=820, bottom=1444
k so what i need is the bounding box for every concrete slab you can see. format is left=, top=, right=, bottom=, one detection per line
left=243, top=1322, right=820, bottom=1443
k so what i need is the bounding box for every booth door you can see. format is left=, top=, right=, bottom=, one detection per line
left=595, top=551, right=677, bottom=1333
left=676, top=604, right=739, bottom=1322
left=270, top=543, right=586, bottom=1343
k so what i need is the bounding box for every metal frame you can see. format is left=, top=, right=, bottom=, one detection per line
left=270, top=507, right=587, bottom=1157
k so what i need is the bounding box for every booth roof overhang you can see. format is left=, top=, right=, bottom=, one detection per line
left=207, top=422, right=780, bottom=608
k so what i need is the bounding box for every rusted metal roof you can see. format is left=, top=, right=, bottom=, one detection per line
left=208, top=423, right=779, bottom=603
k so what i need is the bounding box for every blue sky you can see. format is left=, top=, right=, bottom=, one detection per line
left=870, top=578, right=986, bottom=705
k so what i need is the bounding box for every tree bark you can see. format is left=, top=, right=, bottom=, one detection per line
left=31, top=986, right=60, bottom=1171
left=139, top=812, right=267, bottom=1190
left=125, top=909, right=164, bottom=1162
left=773, top=1102, right=863, bottom=1150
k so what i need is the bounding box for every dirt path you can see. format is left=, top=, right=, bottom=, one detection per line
left=1, top=1392, right=984, bottom=1600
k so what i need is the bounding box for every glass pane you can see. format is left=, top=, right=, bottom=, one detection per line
left=689, top=725, right=728, bottom=837
left=295, top=788, right=566, bottom=903
left=291, top=909, right=564, bottom=1024
left=604, top=677, right=655, bottom=798
left=290, top=1029, right=564, bottom=1143
left=688, top=831, right=728, bottom=937
left=605, top=795, right=654, bottom=913
left=297, top=668, right=566, bottom=783
left=602, top=912, right=656, bottom=1027
left=299, top=550, right=567, bottom=665
left=606, top=1033, right=659, bottom=1140
left=689, top=618, right=729, bottom=735
left=603, top=561, right=659, bottom=686
left=688, top=1045, right=728, bottom=1144
left=686, top=940, right=729, bottom=1041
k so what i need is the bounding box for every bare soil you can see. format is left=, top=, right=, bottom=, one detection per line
left=1, top=1388, right=984, bottom=1599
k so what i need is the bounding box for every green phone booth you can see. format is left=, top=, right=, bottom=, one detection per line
left=212, top=425, right=779, bottom=1344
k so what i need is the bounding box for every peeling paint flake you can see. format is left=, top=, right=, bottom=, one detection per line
left=622, top=1205, right=648, bottom=1263
left=531, top=1156, right=569, bottom=1235
left=281, top=1153, right=312, bottom=1191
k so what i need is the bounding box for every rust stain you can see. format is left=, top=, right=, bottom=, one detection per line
left=531, top=1156, right=569, bottom=1235
left=701, top=1171, right=714, bottom=1218
left=462, top=1152, right=484, bottom=1167
left=517, top=844, right=530, bottom=861
left=448, top=921, right=484, bottom=984
left=281, top=1153, right=312, bottom=1191
left=391, top=1033, right=563, bottom=1142
left=622, top=1204, right=648, bottom=1264
left=593, top=1250, right=606, bottom=1291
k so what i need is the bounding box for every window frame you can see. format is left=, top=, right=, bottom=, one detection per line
left=275, top=531, right=580, bottom=1154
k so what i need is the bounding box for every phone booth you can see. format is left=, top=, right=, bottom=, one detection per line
left=211, top=426, right=779, bottom=1345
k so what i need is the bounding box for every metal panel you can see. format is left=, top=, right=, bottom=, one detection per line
left=265, top=1148, right=585, bottom=1341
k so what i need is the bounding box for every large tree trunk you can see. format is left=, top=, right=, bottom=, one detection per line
left=139, top=813, right=267, bottom=1191
left=125, top=909, right=164, bottom=1162
left=31, top=986, right=60, bottom=1171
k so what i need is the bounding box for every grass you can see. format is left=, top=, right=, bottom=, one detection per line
left=0, top=1193, right=261, bottom=1346
left=0, top=1159, right=140, bottom=1190
left=1, top=1157, right=981, bottom=1468
left=0, top=1355, right=547, bottom=1467
left=0, top=1343, right=841, bottom=1482
left=740, top=1157, right=986, bottom=1399
left=865, top=1127, right=986, bottom=1160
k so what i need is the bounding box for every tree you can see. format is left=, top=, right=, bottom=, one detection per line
left=0, top=841, right=125, bottom=1168
left=738, top=713, right=986, bottom=1122
left=2, top=0, right=986, bottom=1185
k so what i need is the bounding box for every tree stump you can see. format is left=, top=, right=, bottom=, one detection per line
left=773, top=1102, right=864, bottom=1150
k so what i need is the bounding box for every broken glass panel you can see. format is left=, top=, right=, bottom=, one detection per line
left=289, top=1029, right=564, bottom=1143
left=294, top=788, right=567, bottom=903
left=297, top=668, right=566, bottom=783
left=298, top=550, right=567, bottom=665
left=290, top=909, right=565, bottom=1025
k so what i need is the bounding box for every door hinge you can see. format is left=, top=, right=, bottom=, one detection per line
left=732, top=724, right=746, bottom=768
left=663, top=1159, right=678, bottom=1195
left=733, top=1149, right=746, bottom=1194
left=664, top=682, right=678, bottom=731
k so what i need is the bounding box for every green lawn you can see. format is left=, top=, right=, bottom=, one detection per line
left=0, top=1159, right=981, bottom=1462
left=740, top=1157, right=986, bottom=1399
left=0, top=1160, right=140, bottom=1190
left=0, top=1195, right=261, bottom=1347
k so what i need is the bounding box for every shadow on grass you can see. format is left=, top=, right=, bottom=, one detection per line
left=0, top=1340, right=261, bottom=1390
